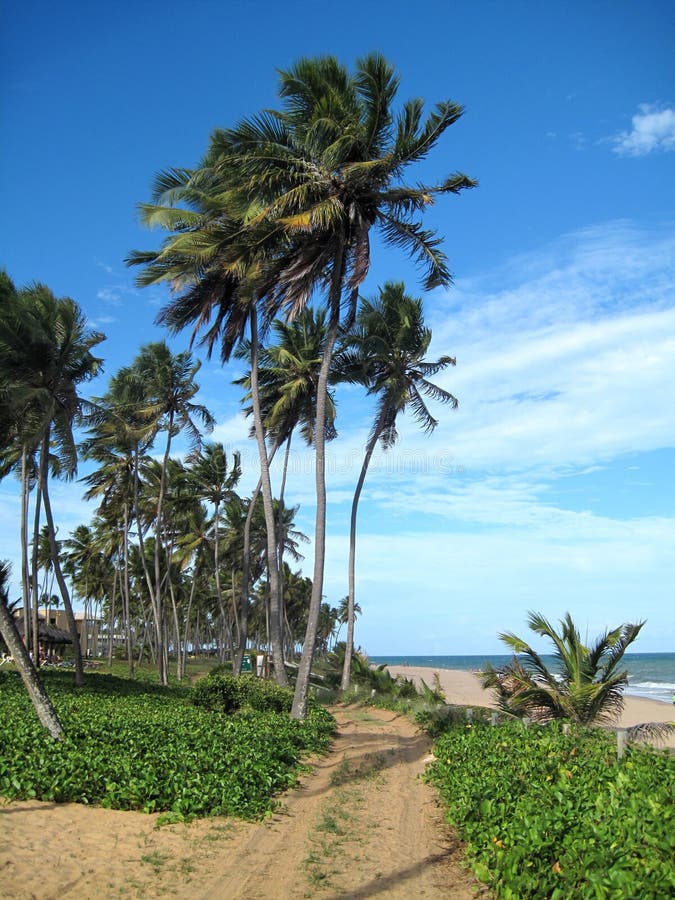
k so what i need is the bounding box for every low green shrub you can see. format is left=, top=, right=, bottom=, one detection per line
left=0, top=669, right=335, bottom=820
left=425, top=720, right=675, bottom=898
left=192, top=673, right=293, bottom=714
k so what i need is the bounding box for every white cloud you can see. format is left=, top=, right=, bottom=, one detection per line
left=90, top=314, right=117, bottom=326
left=612, top=104, right=675, bottom=157
left=322, top=524, right=675, bottom=654
left=94, top=258, right=114, bottom=275
left=96, top=287, right=123, bottom=305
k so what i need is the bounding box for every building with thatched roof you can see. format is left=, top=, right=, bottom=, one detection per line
left=11, top=613, right=72, bottom=661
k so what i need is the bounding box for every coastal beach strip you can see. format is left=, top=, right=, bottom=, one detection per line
left=385, top=665, right=675, bottom=749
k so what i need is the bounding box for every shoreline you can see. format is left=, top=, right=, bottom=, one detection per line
left=384, top=665, right=675, bottom=749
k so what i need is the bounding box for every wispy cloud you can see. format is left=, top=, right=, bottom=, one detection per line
left=612, top=104, right=675, bottom=157
left=90, top=314, right=117, bottom=326
left=94, top=258, right=114, bottom=275
left=96, top=287, right=124, bottom=305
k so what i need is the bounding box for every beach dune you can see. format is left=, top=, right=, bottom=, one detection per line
left=385, top=664, right=675, bottom=749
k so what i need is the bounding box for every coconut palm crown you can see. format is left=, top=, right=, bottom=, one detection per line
left=480, top=611, right=645, bottom=726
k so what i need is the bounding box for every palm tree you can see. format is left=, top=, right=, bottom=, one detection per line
left=0, top=283, right=104, bottom=686
left=131, top=342, right=214, bottom=684
left=334, top=595, right=361, bottom=648
left=82, top=363, right=160, bottom=674
left=186, top=443, right=241, bottom=661
left=233, top=308, right=337, bottom=677
left=129, top=55, right=474, bottom=716
left=0, top=272, right=38, bottom=653
left=0, top=560, right=63, bottom=738
left=480, top=611, right=645, bottom=725
left=336, top=282, right=458, bottom=689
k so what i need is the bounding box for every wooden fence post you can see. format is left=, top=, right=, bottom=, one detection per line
left=617, top=729, right=627, bottom=759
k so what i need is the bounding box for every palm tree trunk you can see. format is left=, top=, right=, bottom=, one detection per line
left=152, top=417, right=174, bottom=686
left=122, top=507, right=134, bottom=676
left=107, top=565, right=118, bottom=666
left=341, top=420, right=384, bottom=690
left=131, top=440, right=165, bottom=684
left=249, top=308, right=288, bottom=686
left=292, top=244, right=346, bottom=719
left=0, top=599, right=63, bottom=739
left=39, top=435, right=85, bottom=687
left=275, top=434, right=292, bottom=670
left=181, top=575, right=197, bottom=675
left=20, top=448, right=32, bottom=652
left=30, top=475, right=42, bottom=663
left=235, top=441, right=279, bottom=675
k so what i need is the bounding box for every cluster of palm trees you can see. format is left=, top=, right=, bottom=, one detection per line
left=1, top=54, right=474, bottom=726
left=128, top=53, right=474, bottom=717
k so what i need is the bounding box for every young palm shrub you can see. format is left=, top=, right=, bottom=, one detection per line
left=480, top=611, right=644, bottom=725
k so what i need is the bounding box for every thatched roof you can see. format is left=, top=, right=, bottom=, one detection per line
left=14, top=617, right=72, bottom=645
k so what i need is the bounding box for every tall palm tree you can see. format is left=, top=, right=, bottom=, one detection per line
left=480, top=612, right=645, bottom=725
left=131, top=342, right=214, bottom=684
left=0, top=272, right=37, bottom=651
left=336, top=282, right=458, bottom=689
left=0, top=560, right=63, bottom=738
left=233, top=308, right=337, bottom=677
left=129, top=54, right=475, bottom=716
left=186, top=442, right=241, bottom=660
left=0, top=283, right=104, bottom=686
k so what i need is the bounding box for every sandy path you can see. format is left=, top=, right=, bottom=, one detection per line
left=1, top=707, right=483, bottom=900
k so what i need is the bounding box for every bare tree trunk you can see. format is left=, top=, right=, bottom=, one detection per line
left=20, top=448, right=32, bottom=652
left=122, top=506, right=134, bottom=677
left=131, top=443, right=161, bottom=679
left=249, top=309, right=288, bottom=686
left=292, top=246, right=346, bottom=719
left=107, top=565, right=118, bottom=666
left=39, top=431, right=85, bottom=687
left=168, top=577, right=182, bottom=680
left=30, top=474, right=42, bottom=664
left=151, top=416, right=174, bottom=686
left=0, top=600, right=63, bottom=739
left=341, top=416, right=385, bottom=690
left=181, top=576, right=197, bottom=676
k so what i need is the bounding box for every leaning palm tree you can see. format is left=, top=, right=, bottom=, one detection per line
left=0, top=560, right=63, bottom=738
left=129, top=54, right=475, bottom=717
left=480, top=611, right=645, bottom=725
left=336, top=282, right=458, bottom=689
left=233, top=308, right=337, bottom=678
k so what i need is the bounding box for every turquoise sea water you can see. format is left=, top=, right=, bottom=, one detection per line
left=369, top=653, right=675, bottom=705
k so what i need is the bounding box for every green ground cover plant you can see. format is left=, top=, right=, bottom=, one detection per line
left=425, top=720, right=674, bottom=898
left=0, top=669, right=335, bottom=820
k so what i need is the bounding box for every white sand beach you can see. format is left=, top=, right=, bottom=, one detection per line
left=385, top=665, right=675, bottom=749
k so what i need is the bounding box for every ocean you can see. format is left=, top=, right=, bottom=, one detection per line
left=368, top=653, right=675, bottom=705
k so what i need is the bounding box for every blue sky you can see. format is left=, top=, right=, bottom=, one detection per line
left=2, top=0, right=674, bottom=654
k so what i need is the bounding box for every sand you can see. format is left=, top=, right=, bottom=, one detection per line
left=1, top=707, right=483, bottom=900
left=385, top=664, right=675, bottom=748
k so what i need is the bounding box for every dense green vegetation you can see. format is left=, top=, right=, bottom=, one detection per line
left=425, top=720, right=675, bottom=898
left=0, top=669, right=335, bottom=820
